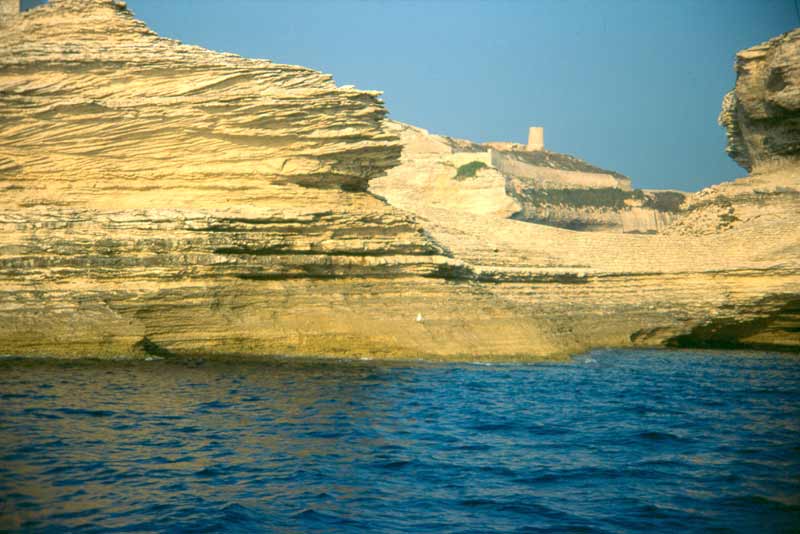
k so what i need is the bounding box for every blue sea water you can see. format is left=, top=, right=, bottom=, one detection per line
left=0, top=350, right=798, bottom=533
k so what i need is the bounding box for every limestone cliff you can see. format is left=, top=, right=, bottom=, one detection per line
left=0, top=0, right=570, bottom=359
left=370, top=122, right=521, bottom=221
left=371, top=122, right=800, bottom=353
left=719, top=28, right=800, bottom=172
left=498, top=151, right=684, bottom=234
left=372, top=122, right=684, bottom=234
left=0, top=2, right=798, bottom=359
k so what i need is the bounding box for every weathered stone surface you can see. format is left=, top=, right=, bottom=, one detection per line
left=373, top=121, right=684, bottom=234
left=371, top=122, right=800, bottom=353
left=0, top=1, right=798, bottom=359
left=370, top=122, right=521, bottom=221
left=719, top=28, right=800, bottom=172
left=0, top=0, right=571, bottom=360
left=496, top=151, right=685, bottom=233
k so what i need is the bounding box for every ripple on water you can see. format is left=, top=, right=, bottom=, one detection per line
left=0, top=350, right=797, bottom=533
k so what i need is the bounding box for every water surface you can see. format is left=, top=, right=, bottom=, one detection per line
left=0, top=350, right=798, bottom=533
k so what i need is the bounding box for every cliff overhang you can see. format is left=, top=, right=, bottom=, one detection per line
left=0, top=2, right=798, bottom=360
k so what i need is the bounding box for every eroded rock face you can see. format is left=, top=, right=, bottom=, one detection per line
left=0, top=0, right=399, bottom=192
left=0, top=0, right=575, bottom=359
left=666, top=169, right=800, bottom=236
left=373, top=122, right=684, bottom=234
left=0, top=3, right=797, bottom=359
left=496, top=153, right=684, bottom=233
left=719, top=28, right=800, bottom=172
left=371, top=118, right=799, bottom=353
left=370, top=122, right=522, bottom=221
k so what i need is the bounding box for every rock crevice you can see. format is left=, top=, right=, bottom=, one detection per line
left=0, top=2, right=798, bottom=359
left=719, top=28, right=800, bottom=172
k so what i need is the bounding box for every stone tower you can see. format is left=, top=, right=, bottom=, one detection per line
left=0, top=0, right=19, bottom=17
left=527, top=126, right=544, bottom=151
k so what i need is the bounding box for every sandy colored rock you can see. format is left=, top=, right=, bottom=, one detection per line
left=371, top=121, right=800, bottom=353
left=0, top=0, right=570, bottom=360
left=719, top=28, right=800, bottom=172
left=0, top=1, right=798, bottom=360
left=372, top=121, right=684, bottom=234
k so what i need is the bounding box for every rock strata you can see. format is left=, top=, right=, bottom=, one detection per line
left=373, top=121, right=685, bottom=234
left=0, top=0, right=570, bottom=360
left=0, top=2, right=798, bottom=359
left=719, top=28, right=800, bottom=172
left=371, top=120, right=799, bottom=353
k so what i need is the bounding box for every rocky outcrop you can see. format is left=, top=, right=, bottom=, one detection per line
left=373, top=122, right=685, bottom=233
left=373, top=121, right=800, bottom=352
left=0, top=2, right=797, bottom=359
left=495, top=151, right=684, bottom=233
left=0, top=0, right=573, bottom=360
left=506, top=179, right=683, bottom=233
left=719, top=28, right=800, bottom=172
left=371, top=109, right=799, bottom=353
left=370, top=122, right=521, bottom=220
left=666, top=170, right=800, bottom=236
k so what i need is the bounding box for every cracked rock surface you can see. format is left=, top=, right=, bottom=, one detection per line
left=0, top=1, right=798, bottom=359
left=719, top=28, right=800, bottom=172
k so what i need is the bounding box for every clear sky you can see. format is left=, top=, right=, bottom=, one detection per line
left=23, top=0, right=799, bottom=191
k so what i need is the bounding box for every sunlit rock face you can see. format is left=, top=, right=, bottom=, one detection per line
left=371, top=116, right=800, bottom=352
left=495, top=151, right=683, bottom=234
left=719, top=28, right=800, bottom=173
left=0, top=1, right=797, bottom=359
left=0, top=0, right=572, bottom=359
left=370, top=121, right=523, bottom=221
left=373, top=122, right=683, bottom=234
left=0, top=0, right=399, bottom=192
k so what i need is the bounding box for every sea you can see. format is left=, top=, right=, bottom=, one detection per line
left=0, top=349, right=798, bottom=533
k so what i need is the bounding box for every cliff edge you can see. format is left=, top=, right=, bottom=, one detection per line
left=0, top=0, right=578, bottom=360
left=0, top=2, right=797, bottom=359
left=719, top=28, right=800, bottom=173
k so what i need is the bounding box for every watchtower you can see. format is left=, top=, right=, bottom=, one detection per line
left=527, top=127, right=544, bottom=151
left=0, top=0, right=19, bottom=17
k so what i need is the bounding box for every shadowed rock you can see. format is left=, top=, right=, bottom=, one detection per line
left=0, top=1, right=797, bottom=359
left=719, top=28, right=800, bottom=173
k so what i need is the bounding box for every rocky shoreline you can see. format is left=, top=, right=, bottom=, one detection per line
left=0, top=1, right=797, bottom=360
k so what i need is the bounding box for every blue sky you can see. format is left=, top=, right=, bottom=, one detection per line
left=23, top=0, right=798, bottom=190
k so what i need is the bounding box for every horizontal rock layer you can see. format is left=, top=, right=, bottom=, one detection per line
left=371, top=122, right=800, bottom=353
left=719, top=28, right=800, bottom=172
left=373, top=121, right=686, bottom=234
left=0, top=2, right=798, bottom=359
left=0, top=0, right=480, bottom=359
